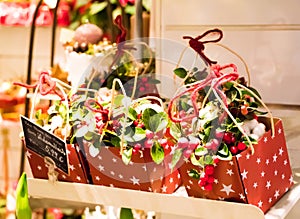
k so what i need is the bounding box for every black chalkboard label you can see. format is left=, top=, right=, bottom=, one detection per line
left=20, top=115, right=69, bottom=175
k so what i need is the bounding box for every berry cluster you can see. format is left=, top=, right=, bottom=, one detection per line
left=198, top=164, right=216, bottom=191
left=177, top=136, right=200, bottom=158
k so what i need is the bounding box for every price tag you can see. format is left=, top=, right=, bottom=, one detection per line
left=20, top=115, right=69, bottom=175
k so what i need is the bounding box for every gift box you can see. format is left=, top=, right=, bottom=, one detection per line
left=82, top=144, right=181, bottom=193
left=178, top=117, right=293, bottom=213
left=25, top=143, right=89, bottom=184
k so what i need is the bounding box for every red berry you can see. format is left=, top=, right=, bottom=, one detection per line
left=198, top=179, right=207, bottom=187
left=141, top=77, right=148, bottom=83
left=137, top=113, right=142, bottom=120
left=146, top=130, right=154, bottom=139
left=231, top=136, right=236, bottom=144
left=205, top=165, right=214, bottom=175
left=139, top=87, right=145, bottom=92
left=137, top=123, right=145, bottom=128
left=132, top=149, right=138, bottom=155
left=133, top=120, right=139, bottom=127
left=177, top=137, right=189, bottom=148
left=237, top=142, right=247, bottom=151
left=223, top=132, right=233, bottom=144
left=204, top=183, right=213, bottom=191
left=205, top=139, right=219, bottom=151
left=207, top=176, right=214, bottom=184
left=188, top=137, right=200, bottom=150
left=230, top=146, right=238, bottom=155
left=213, top=157, right=220, bottom=164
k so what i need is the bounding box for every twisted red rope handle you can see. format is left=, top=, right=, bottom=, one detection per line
left=168, top=64, right=239, bottom=123
left=13, top=71, right=64, bottom=100
left=183, top=29, right=223, bottom=66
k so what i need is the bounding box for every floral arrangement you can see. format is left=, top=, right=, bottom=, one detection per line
left=167, top=63, right=268, bottom=191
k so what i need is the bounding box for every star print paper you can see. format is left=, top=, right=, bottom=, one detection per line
left=179, top=118, right=293, bottom=213
left=85, top=145, right=181, bottom=194
left=26, top=144, right=88, bottom=184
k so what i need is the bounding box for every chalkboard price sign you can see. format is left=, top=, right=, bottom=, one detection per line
left=20, top=115, right=69, bottom=175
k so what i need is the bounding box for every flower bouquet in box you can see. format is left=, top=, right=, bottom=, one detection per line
left=71, top=75, right=180, bottom=193
left=168, top=29, right=294, bottom=213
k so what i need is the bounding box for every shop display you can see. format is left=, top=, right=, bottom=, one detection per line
left=14, top=26, right=294, bottom=217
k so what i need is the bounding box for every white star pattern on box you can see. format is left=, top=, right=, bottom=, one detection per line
left=130, top=176, right=140, bottom=185
left=289, top=175, right=294, bottom=184
left=279, top=148, right=284, bottom=156
left=62, top=175, right=66, bottom=179
left=258, top=200, right=263, bottom=208
left=186, top=185, right=191, bottom=190
left=264, top=137, right=268, bottom=143
left=226, top=169, right=234, bottom=176
left=177, top=173, right=181, bottom=179
left=189, top=180, right=193, bottom=185
left=284, top=159, right=288, bottom=165
left=98, top=165, right=105, bottom=171
left=241, top=169, right=248, bottom=180
left=236, top=154, right=242, bottom=160
left=229, top=161, right=234, bottom=166
left=66, top=149, right=71, bottom=155
left=169, top=178, right=174, bottom=183
left=266, top=159, right=270, bottom=165
left=273, top=154, right=278, bottom=162
left=274, top=170, right=278, bottom=176
left=278, top=128, right=282, bottom=134
left=37, top=165, right=42, bottom=170
left=95, top=176, right=100, bottom=181
left=266, top=181, right=271, bottom=189
left=69, top=164, right=75, bottom=171
left=256, top=158, right=261, bottom=164
left=261, top=171, right=265, bottom=177
left=220, top=184, right=235, bottom=196
left=214, top=179, right=219, bottom=184
left=118, top=174, right=123, bottom=179
left=162, top=185, right=167, bottom=193
left=282, top=174, right=285, bottom=180
left=98, top=155, right=102, bottom=160
left=268, top=197, right=272, bottom=203
left=246, top=153, right=251, bottom=160
left=110, top=171, right=115, bottom=176
left=253, top=182, right=258, bottom=189
left=239, top=193, right=246, bottom=200
left=142, top=165, right=147, bottom=171
left=110, top=184, right=114, bottom=187
left=274, top=190, right=280, bottom=199
left=148, top=187, right=152, bottom=192
left=112, top=158, right=117, bottom=163
left=218, top=197, right=225, bottom=201
left=76, top=176, right=81, bottom=181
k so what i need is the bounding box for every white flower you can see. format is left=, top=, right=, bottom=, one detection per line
left=50, top=115, right=64, bottom=131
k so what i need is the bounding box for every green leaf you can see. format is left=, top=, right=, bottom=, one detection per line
left=114, top=95, right=124, bottom=108
left=174, top=67, right=188, bottom=78
left=217, top=143, right=232, bottom=160
left=194, top=146, right=208, bottom=156
left=171, top=149, right=182, bottom=169
left=111, top=136, right=121, bottom=147
left=149, top=112, right=168, bottom=133
left=120, top=207, right=134, bottom=219
left=84, top=131, right=95, bottom=141
left=124, top=5, right=136, bottom=15
left=89, top=2, right=108, bottom=15
left=124, top=127, right=146, bottom=142
left=190, top=153, right=204, bottom=167
left=169, top=122, right=181, bottom=140
left=151, top=141, right=164, bottom=164
left=142, top=108, right=157, bottom=130
left=188, top=169, right=200, bottom=179
left=122, top=148, right=132, bottom=165
left=16, top=173, right=32, bottom=219
left=128, top=107, right=137, bottom=121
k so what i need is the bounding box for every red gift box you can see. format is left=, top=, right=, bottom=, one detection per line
left=26, top=143, right=89, bottom=184
left=179, top=117, right=293, bottom=213
left=83, top=144, right=181, bottom=194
